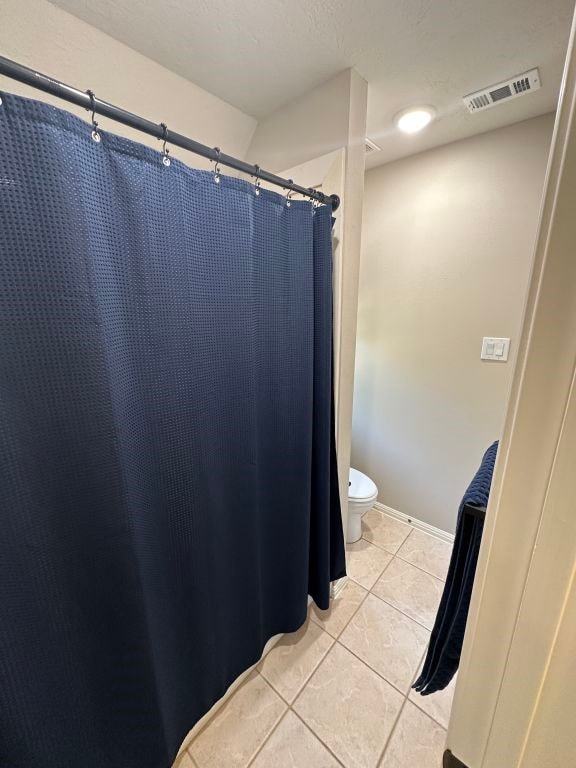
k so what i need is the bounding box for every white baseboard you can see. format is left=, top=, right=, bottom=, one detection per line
left=373, top=501, right=455, bottom=544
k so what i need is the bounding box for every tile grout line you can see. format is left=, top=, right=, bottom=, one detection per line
left=408, top=693, right=451, bottom=732
left=394, top=552, right=448, bottom=582
left=279, top=642, right=352, bottom=767
left=249, top=623, right=340, bottom=765
left=407, top=644, right=453, bottom=732
left=363, top=510, right=414, bottom=552
left=375, top=645, right=434, bottom=767
left=310, top=580, right=371, bottom=640
left=336, top=525, right=438, bottom=699
left=380, top=550, right=446, bottom=584
left=375, top=690, right=410, bottom=767
left=332, top=637, right=419, bottom=700
left=285, top=588, right=379, bottom=765
left=290, top=708, right=347, bottom=767
left=290, top=624, right=342, bottom=710
left=345, top=531, right=400, bottom=591
left=247, top=668, right=347, bottom=768
left=360, top=533, right=449, bottom=582
left=244, top=707, right=287, bottom=768
left=338, top=561, right=452, bottom=713
left=361, top=536, right=406, bottom=559
left=347, top=545, right=439, bottom=631
left=243, top=675, right=291, bottom=767
left=367, top=590, right=433, bottom=633
left=179, top=747, right=198, bottom=768
left=287, top=588, right=384, bottom=762
left=363, top=507, right=452, bottom=578
left=258, top=623, right=336, bottom=705
left=346, top=570, right=388, bottom=593
left=367, top=568, right=438, bottom=632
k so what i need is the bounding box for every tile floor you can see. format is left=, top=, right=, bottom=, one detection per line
left=178, top=508, right=455, bottom=768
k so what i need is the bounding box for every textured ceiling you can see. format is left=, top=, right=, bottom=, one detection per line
left=49, top=0, right=574, bottom=167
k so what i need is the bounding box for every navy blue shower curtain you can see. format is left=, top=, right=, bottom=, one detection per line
left=0, top=93, right=345, bottom=768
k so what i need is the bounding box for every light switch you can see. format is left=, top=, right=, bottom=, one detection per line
left=481, top=337, right=510, bottom=362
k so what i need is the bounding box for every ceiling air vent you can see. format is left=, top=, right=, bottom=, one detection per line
left=463, top=68, right=541, bottom=113
left=365, top=137, right=381, bottom=154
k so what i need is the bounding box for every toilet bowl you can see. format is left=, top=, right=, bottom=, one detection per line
left=347, top=468, right=378, bottom=543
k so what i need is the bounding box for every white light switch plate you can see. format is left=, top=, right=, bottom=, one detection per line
left=481, top=337, right=510, bottom=362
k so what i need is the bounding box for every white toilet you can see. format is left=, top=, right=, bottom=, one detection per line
left=347, top=468, right=378, bottom=543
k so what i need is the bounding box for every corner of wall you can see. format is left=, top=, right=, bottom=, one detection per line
left=245, top=68, right=364, bottom=173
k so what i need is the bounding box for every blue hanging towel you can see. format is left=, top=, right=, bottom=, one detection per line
left=413, top=441, right=498, bottom=695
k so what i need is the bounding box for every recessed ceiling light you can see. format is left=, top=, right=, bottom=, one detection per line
left=395, top=106, right=436, bottom=134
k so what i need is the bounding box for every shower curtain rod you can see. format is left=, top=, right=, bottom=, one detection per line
left=0, top=55, right=340, bottom=211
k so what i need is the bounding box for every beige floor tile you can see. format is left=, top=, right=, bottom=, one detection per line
left=372, top=558, right=444, bottom=629
left=250, top=710, right=341, bottom=768
left=340, top=594, right=430, bottom=693
left=258, top=619, right=334, bottom=703
left=293, top=643, right=403, bottom=768
left=346, top=538, right=393, bottom=589
left=189, top=671, right=286, bottom=768
left=176, top=753, right=196, bottom=768
left=362, top=509, right=412, bottom=554
left=409, top=673, right=457, bottom=729
left=379, top=702, right=446, bottom=768
left=310, top=579, right=367, bottom=638
left=397, top=529, right=452, bottom=581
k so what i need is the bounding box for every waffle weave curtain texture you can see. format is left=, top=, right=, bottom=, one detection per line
left=0, top=93, right=345, bottom=768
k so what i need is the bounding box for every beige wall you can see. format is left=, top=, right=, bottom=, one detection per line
left=246, top=70, right=359, bottom=173
left=0, top=0, right=257, bottom=168
left=352, top=115, right=553, bottom=533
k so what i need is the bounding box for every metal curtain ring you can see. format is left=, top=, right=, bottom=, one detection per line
left=160, top=123, right=171, bottom=166
left=213, top=147, right=221, bottom=183
left=285, top=181, right=294, bottom=207
left=253, top=165, right=261, bottom=196
left=85, top=89, right=101, bottom=143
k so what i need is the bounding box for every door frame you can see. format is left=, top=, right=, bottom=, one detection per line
left=446, top=9, right=576, bottom=766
